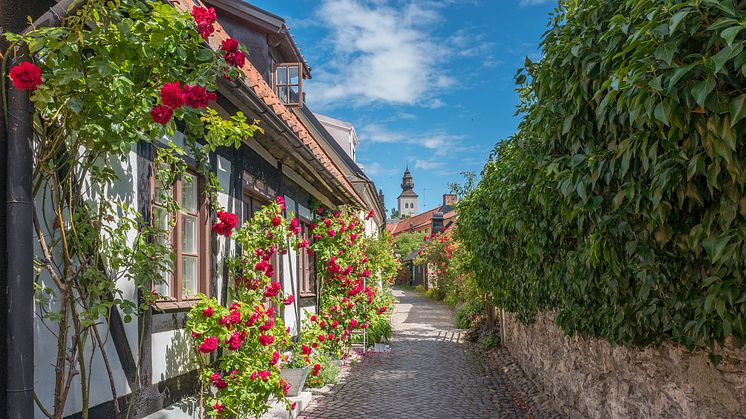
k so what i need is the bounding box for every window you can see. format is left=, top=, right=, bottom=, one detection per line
left=298, top=223, right=316, bottom=296
left=152, top=170, right=210, bottom=303
left=273, top=63, right=303, bottom=107
left=242, top=177, right=281, bottom=285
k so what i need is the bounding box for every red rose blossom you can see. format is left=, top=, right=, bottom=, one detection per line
left=150, top=104, right=173, bottom=125
left=271, top=216, right=282, bottom=227
left=301, top=344, right=311, bottom=356
left=283, top=295, right=295, bottom=305
left=199, top=336, right=219, bottom=353
left=202, top=307, right=214, bottom=317
left=212, top=211, right=237, bottom=237
left=213, top=401, right=224, bottom=413
left=160, top=82, right=184, bottom=108
left=271, top=351, right=280, bottom=365
left=191, top=6, right=217, bottom=40
left=264, top=281, right=281, bottom=297
left=221, top=38, right=239, bottom=53
left=182, top=84, right=216, bottom=108
left=258, top=334, right=274, bottom=346
left=9, top=62, right=43, bottom=91
left=226, top=332, right=242, bottom=351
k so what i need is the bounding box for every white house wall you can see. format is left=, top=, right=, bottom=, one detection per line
left=33, top=148, right=140, bottom=418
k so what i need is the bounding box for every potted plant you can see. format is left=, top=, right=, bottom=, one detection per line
left=280, top=341, right=314, bottom=397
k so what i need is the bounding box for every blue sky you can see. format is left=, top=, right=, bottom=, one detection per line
left=249, top=0, right=556, bottom=214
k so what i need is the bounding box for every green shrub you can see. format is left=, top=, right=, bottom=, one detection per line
left=351, top=314, right=392, bottom=344
left=479, top=334, right=500, bottom=350
left=458, top=0, right=746, bottom=350
left=424, top=288, right=436, bottom=299
left=455, top=300, right=484, bottom=330
left=305, top=353, right=340, bottom=388
left=415, top=284, right=426, bottom=293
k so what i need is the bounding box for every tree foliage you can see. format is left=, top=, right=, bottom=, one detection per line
left=458, top=0, right=746, bottom=351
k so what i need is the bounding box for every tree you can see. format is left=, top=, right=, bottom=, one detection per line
left=393, top=232, right=422, bottom=259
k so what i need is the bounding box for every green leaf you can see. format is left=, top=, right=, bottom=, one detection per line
left=691, top=79, right=716, bottom=109
left=668, top=64, right=695, bottom=89
left=654, top=101, right=671, bottom=125
left=654, top=43, right=676, bottom=66
left=721, top=26, right=743, bottom=47
left=669, top=10, right=689, bottom=34
left=702, top=235, right=731, bottom=263
left=729, top=94, right=746, bottom=126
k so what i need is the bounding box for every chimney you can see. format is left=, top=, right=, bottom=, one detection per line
left=431, top=212, right=445, bottom=235
left=442, top=194, right=457, bottom=207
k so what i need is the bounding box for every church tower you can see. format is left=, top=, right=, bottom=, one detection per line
left=397, top=164, right=419, bottom=217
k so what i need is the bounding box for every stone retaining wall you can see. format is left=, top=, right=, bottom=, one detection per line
left=501, top=312, right=746, bottom=418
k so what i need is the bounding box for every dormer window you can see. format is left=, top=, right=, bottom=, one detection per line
left=274, top=63, right=303, bottom=107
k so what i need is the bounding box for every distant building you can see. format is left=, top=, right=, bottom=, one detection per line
left=315, top=113, right=359, bottom=162
left=397, top=165, right=419, bottom=217
left=387, top=193, right=458, bottom=238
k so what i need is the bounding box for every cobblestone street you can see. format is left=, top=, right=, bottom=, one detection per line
left=301, top=288, right=532, bottom=419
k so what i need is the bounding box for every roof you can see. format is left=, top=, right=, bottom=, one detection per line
left=293, top=105, right=386, bottom=221
left=398, top=189, right=418, bottom=198
left=204, top=0, right=311, bottom=79
left=175, top=0, right=361, bottom=206
left=387, top=204, right=458, bottom=236
left=402, top=249, right=421, bottom=262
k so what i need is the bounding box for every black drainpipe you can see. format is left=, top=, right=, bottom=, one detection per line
left=4, top=1, right=81, bottom=417
left=5, top=44, right=35, bottom=419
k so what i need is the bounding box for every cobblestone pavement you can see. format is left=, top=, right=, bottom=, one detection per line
left=301, top=288, right=533, bottom=419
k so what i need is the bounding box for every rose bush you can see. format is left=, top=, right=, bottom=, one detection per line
left=2, top=1, right=261, bottom=417
left=187, top=199, right=321, bottom=417
left=303, top=207, right=395, bottom=358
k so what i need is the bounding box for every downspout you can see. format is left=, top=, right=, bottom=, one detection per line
left=5, top=1, right=81, bottom=416
left=6, top=44, right=34, bottom=419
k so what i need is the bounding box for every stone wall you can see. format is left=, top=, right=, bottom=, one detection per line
left=501, top=312, right=746, bottom=419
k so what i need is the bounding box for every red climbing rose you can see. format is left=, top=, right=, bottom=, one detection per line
left=160, top=81, right=184, bottom=108
left=199, top=336, right=219, bottom=353
left=9, top=62, right=42, bottom=91
left=150, top=104, right=173, bottom=125
left=212, top=211, right=237, bottom=237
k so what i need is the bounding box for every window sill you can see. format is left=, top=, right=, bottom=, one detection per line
left=299, top=293, right=316, bottom=299
left=153, top=300, right=200, bottom=312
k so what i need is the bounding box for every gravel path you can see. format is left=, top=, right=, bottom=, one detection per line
left=301, top=288, right=559, bottom=419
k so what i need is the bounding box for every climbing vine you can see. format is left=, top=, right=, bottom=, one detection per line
left=458, top=0, right=746, bottom=353
left=3, top=0, right=259, bottom=416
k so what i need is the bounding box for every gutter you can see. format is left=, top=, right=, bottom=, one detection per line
left=5, top=1, right=81, bottom=416
left=218, top=78, right=357, bottom=207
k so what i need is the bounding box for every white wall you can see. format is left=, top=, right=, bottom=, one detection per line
left=34, top=148, right=140, bottom=418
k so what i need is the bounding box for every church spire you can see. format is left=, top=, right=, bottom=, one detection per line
left=397, top=165, right=418, bottom=217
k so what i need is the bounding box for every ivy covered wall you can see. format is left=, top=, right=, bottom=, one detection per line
left=458, top=0, right=746, bottom=352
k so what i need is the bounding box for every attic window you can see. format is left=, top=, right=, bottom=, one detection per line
left=274, top=63, right=303, bottom=107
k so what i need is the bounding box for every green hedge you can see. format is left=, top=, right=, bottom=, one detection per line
left=458, top=0, right=746, bottom=351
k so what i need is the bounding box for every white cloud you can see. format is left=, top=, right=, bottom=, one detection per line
left=305, top=0, right=452, bottom=108
left=414, top=159, right=445, bottom=170
left=361, top=161, right=398, bottom=176
left=519, top=0, right=553, bottom=6
left=360, top=123, right=464, bottom=157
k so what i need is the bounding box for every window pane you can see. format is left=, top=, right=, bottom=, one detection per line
left=289, top=66, right=299, bottom=85
left=154, top=179, right=170, bottom=204
left=182, top=256, right=198, bottom=297
left=276, top=66, right=287, bottom=85
left=155, top=274, right=171, bottom=297
left=181, top=173, right=198, bottom=213
left=278, top=86, right=288, bottom=103
left=290, top=85, right=299, bottom=103
left=154, top=206, right=172, bottom=297
left=182, top=214, right=197, bottom=254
